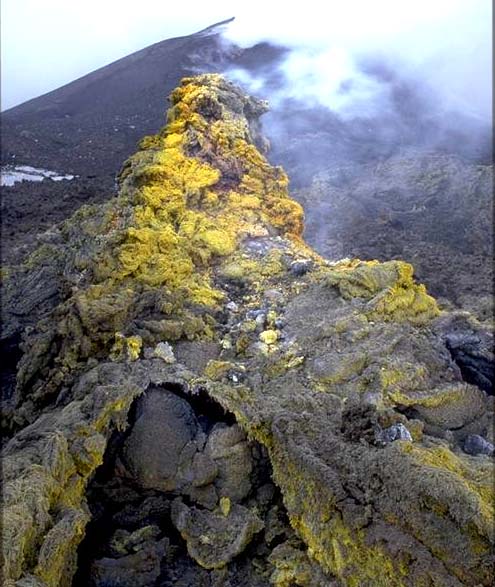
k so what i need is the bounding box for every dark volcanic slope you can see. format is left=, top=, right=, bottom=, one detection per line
left=297, top=150, right=493, bottom=320
left=1, top=19, right=285, bottom=177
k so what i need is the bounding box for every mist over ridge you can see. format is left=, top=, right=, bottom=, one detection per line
left=221, top=0, right=491, bottom=123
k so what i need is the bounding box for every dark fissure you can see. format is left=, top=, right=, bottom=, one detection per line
left=72, top=383, right=296, bottom=587
left=445, top=337, right=494, bottom=395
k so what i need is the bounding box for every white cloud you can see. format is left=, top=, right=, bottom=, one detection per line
left=222, top=0, right=492, bottom=120
left=1, top=0, right=491, bottom=120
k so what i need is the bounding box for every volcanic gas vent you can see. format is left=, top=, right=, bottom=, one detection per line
left=1, top=74, right=493, bottom=587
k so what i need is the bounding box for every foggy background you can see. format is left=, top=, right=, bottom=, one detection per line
left=2, top=0, right=491, bottom=121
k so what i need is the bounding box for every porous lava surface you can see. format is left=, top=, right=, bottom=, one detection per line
left=1, top=75, right=493, bottom=587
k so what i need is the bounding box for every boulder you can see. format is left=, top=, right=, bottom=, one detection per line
left=171, top=499, right=264, bottom=569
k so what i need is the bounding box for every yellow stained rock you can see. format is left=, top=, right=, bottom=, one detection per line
left=259, top=330, right=279, bottom=345
left=219, top=496, right=231, bottom=517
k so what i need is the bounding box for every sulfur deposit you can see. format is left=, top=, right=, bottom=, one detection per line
left=1, top=75, right=493, bottom=587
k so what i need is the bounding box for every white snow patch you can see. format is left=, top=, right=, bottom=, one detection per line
left=1, top=165, right=77, bottom=187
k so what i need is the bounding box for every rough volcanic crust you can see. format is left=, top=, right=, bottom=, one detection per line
left=297, top=155, right=493, bottom=321
left=1, top=74, right=493, bottom=587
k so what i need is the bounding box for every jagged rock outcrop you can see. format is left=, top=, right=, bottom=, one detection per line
left=1, top=74, right=493, bottom=587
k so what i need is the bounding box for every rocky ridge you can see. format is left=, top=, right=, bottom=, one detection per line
left=1, top=75, right=493, bottom=587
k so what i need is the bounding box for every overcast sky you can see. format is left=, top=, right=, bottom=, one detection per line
left=1, top=0, right=491, bottom=118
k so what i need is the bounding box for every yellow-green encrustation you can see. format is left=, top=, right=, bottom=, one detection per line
left=2, top=74, right=493, bottom=587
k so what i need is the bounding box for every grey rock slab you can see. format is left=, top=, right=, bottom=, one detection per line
left=171, top=499, right=264, bottom=569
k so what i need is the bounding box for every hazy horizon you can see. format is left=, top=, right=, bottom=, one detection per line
left=1, top=0, right=491, bottom=122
